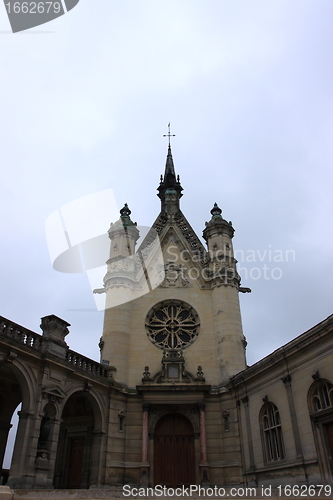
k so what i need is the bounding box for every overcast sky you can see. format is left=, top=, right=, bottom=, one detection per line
left=1, top=0, right=333, bottom=376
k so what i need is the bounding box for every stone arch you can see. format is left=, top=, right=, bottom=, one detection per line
left=308, top=378, right=333, bottom=414
left=149, top=407, right=199, bottom=436
left=62, top=383, right=105, bottom=432
left=0, top=359, right=34, bottom=485
left=54, top=390, right=103, bottom=489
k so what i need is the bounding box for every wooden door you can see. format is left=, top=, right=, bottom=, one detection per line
left=154, top=413, right=195, bottom=487
left=66, top=436, right=85, bottom=488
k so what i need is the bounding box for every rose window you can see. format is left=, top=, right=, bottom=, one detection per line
left=145, top=300, right=200, bottom=350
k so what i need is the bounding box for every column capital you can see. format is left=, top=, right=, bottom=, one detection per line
left=198, top=402, right=206, bottom=412
left=142, top=403, right=150, bottom=412
left=17, top=410, right=34, bottom=420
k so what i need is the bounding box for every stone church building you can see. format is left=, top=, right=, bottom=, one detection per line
left=0, top=146, right=332, bottom=490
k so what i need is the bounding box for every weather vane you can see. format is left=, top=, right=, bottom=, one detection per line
left=163, top=123, right=175, bottom=147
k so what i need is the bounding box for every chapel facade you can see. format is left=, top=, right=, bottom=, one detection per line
left=0, top=147, right=332, bottom=490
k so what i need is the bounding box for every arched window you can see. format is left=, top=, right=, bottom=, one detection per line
left=309, top=380, right=333, bottom=413
left=260, top=402, right=285, bottom=463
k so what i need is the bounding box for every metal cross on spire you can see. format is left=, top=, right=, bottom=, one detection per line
left=163, top=123, right=175, bottom=147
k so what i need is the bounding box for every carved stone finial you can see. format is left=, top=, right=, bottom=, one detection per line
left=40, top=315, right=70, bottom=359
left=142, top=366, right=151, bottom=382
left=210, top=202, right=222, bottom=218
left=120, top=203, right=131, bottom=217
left=40, top=315, right=70, bottom=341
left=196, top=366, right=205, bottom=380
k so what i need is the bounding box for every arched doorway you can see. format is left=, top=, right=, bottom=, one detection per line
left=154, top=413, right=195, bottom=487
left=0, top=365, right=24, bottom=485
left=54, top=391, right=101, bottom=489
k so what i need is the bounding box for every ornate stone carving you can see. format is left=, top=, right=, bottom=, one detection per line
left=145, top=300, right=200, bottom=350
left=159, top=262, right=190, bottom=288
left=42, top=386, right=66, bottom=405
left=7, top=350, right=17, bottom=363
left=153, top=212, right=168, bottom=234
left=142, top=366, right=152, bottom=382
left=196, top=366, right=205, bottom=381
left=142, top=350, right=205, bottom=385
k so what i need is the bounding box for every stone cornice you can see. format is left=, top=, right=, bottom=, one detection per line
left=228, top=314, right=333, bottom=388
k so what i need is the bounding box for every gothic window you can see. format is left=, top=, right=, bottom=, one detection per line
left=145, top=299, right=200, bottom=350
left=260, top=402, right=285, bottom=463
left=309, top=380, right=333, bottom=413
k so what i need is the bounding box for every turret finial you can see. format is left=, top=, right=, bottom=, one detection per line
left=120, top=203, right=131, bottom=217
left=210, top=203, right=222, bottom=218
left=119, top=203, right=136, bottom=227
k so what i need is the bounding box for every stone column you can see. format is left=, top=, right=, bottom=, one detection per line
left=140, top=404, right=150, bottom=486
left=241, top=396, right=255, bottom=470
left=142, top=404, right=149, bottom=463
left=198, top=403, right=209, bottom=484
left=7, top=410, right=35, bottom=488
left=0, top=422, right=12, bottom=471
left=198, top=404, right=208, bottom=464
left=282, top=375, right=303, bottom=460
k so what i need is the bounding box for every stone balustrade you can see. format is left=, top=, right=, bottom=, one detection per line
left=0, top=316, right=44, bottom=351
left=0, top=316, right=114, bottom=380
left=66, top=350, right=114, bottom=379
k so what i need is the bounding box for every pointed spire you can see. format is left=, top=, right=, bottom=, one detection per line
left=157, top=143, right=183, bottom=214
left=164, top=145, right=176, bottom=187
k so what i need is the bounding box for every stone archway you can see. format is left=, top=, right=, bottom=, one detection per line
left=0, top=361, right=34, bottom=488
left=0, top=365, right=22, bottom=482
left=54, top=391, right=101, bottom=489
left=154, top=413, right=195, bottom=487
